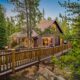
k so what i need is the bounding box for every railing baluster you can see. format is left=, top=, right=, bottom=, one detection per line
left=12, top=49, right=15, bottom=74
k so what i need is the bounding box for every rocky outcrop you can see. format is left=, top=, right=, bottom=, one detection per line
left=10, top=62, right=66, bottom=80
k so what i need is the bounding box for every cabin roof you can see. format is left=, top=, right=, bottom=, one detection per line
left=10, top=19, right=63, bottom=38
left=10, top=30, right=38, bottom=38
left=37, top=19, right=63, bottom=33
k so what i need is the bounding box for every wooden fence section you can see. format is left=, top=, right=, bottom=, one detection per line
left=0, top=43, right=71, bottom=76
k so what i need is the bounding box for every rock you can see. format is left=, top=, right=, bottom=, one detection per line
left=56, top=75, right=65, bottom=80
left=38, top=66, right=55, bottom=80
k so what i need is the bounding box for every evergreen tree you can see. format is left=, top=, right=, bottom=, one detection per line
left=60, top=15, right=70, bottom=40
left=58, top=0, right=80, bottom=46
left=6, top=17, right=16, bottom=36
left=0, top=5, right=7, bottom=49
left=8, top=0, right=42, bottom=48
left=57, top=1, right=80, bottom=79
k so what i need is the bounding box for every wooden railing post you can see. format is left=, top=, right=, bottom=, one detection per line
left=52, top=47, right=54, bottom=55
left=38, top=48, right=40, bottom=62
left=62, top=44, right=64, bottom=54
left=11, top=49, right=15, bottom=74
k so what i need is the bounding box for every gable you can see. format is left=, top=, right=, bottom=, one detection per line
left=51, top=21, right=62, bottom=34
left=37, top=19, right=63, bottom=34
left=53, top=21, right=63, bottom=33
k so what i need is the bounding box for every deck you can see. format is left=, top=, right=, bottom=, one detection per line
left=0, top=44, right=71, bottom=76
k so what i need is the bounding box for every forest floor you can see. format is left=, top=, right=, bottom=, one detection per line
left=9, top=61, right=72, bottom=80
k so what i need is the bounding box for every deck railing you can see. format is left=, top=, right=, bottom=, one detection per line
left=0, top=43, right=71, bottom=76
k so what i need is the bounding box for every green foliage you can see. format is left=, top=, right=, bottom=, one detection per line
left=60, top=17, right=70, bottom=40
left=0, top=5, right=7, bottom=49
left=6, top=17, right=21, bottom=45
left=51, top=56, right=59, bottom=64
left=34, top=26, right=42, bottom=35
left=52, top=47, right=80, bottom=79
left=9, top=0, right=42, bottom=38
left=6, top=18, right=15, bottom=36
left=58, top=1, right=80, bottom=79
left=41, top=27, right=54, bottom=35
left=59, top=0, right=80, bottom=43
left=47, top=17, right=52, bottom=20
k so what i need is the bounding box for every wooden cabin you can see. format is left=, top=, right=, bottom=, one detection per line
left=10, top=30, right=38, bottom=48
left=35, top=19, right=63, bottom=47
left=10, top=19, right=63, bottom=48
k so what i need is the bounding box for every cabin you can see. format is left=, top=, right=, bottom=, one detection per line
left=10, top=19, right=64, bottom=48
left=34, top=19, right=63, bottom=47
left=10, top=30, right=38, bottom=48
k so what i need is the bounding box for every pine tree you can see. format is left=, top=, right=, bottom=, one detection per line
left=8, top=0, right=42, bottom=48
left=58, top=1, right=80, bottom=79
left=58, top=0, right=80, bottom=46
left=0, top=5, right=7, bottom=49
left=60, top=15, right=70, bottom=40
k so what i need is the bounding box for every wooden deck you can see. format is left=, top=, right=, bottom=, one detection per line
left=0, top=44, right=71, bottom=76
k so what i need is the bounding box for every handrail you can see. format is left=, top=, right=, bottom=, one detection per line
left=0, top=43, right=71, bottom=76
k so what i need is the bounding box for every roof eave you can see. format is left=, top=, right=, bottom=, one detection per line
left=53, top=20, right=63, bottom=34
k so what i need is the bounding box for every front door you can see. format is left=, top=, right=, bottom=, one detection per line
left=33, top=37, right=38, bottom=47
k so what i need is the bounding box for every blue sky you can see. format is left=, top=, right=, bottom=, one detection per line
left=39, top=0, right=66, bottom=19
left=0, top=0, right=78, bottom=19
